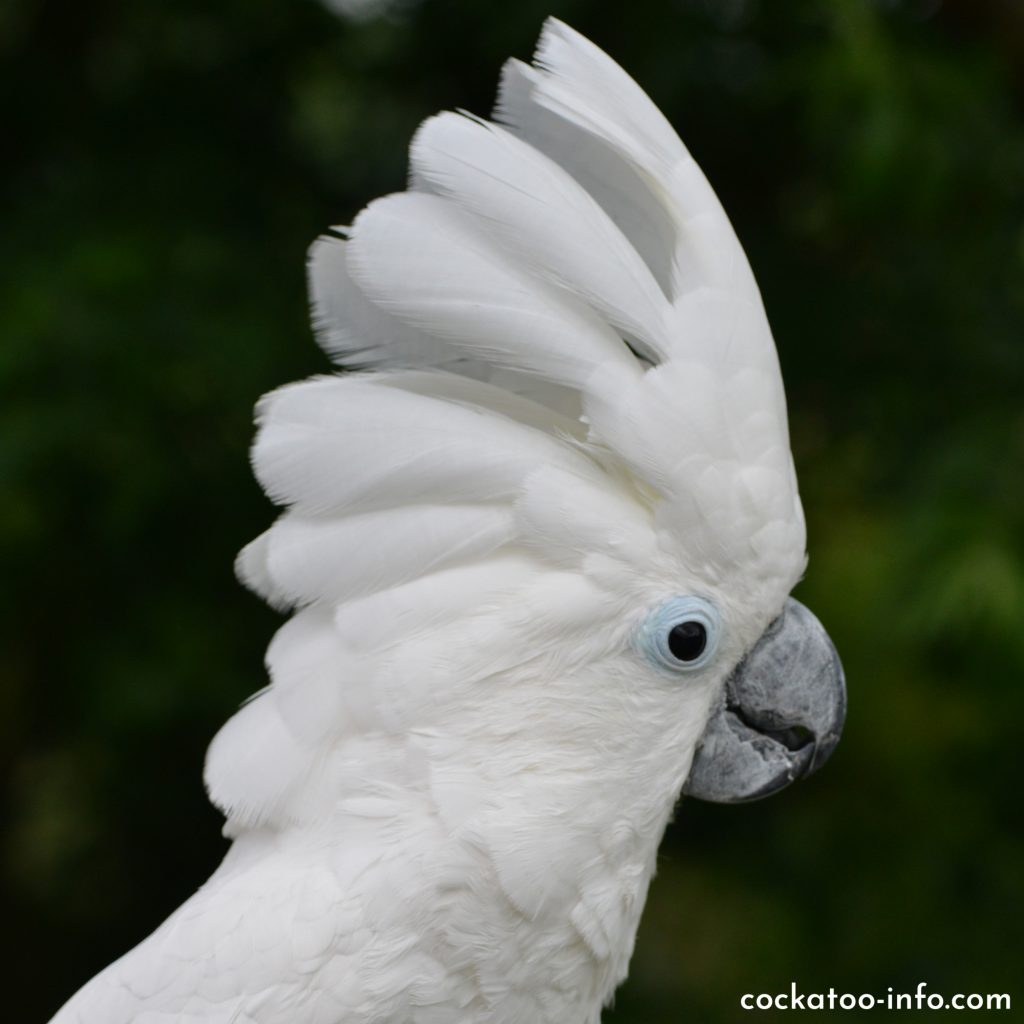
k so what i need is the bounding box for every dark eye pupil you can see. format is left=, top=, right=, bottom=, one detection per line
left=668, top=621, right=707, bottom=662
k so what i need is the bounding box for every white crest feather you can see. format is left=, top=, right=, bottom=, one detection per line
left=496, top=18, right=760, bottom=303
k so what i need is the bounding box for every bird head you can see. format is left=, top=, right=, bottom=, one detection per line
left=204, top=19, right=844, bottom=916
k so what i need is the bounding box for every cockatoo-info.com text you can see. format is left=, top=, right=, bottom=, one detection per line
left=51, top=20, right=846, bottom=1024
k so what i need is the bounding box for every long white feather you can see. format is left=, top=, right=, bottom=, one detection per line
left=496, top=18, right=760, bottom=304
left=250, top=375, right=585, bottom=516
left=496, top=56, right=679, bottom=299
left=310, top=234, right=508, bottom=389
left=410, top=112, right=672, bottom=361
left=310, top=234, right=590, bottom=418
left=256, top=503, right=517, bottom=608
left=347, top=190, right=644, bottom=390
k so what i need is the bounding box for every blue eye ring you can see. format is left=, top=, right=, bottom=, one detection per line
left=636, top=596, right=722, bottom=673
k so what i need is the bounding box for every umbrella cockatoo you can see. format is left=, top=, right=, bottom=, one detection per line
left=51, top=19, right=845, bottom=1024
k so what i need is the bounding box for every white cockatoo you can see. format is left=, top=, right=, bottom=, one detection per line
left=51, top=20, right=845, bottom=1024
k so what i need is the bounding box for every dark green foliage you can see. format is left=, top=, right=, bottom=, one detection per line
left=2, top=0, right=1021, bottom=1019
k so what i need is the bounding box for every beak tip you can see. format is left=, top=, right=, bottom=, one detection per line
left=808, top=724, right=844, bottom=776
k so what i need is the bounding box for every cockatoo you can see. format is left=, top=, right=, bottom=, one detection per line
left=51, top=19, right=845, bottom=1024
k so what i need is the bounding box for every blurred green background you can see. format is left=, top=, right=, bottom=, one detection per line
left=3, top=0, right=1022, bottom=1019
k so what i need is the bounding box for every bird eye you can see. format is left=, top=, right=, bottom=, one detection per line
left=636, top=596, right=721, bottom=673
left=668, top=620, right=707, bottom=661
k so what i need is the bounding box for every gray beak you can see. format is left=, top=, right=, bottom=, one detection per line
left=683, top=598, right=846, bottom=803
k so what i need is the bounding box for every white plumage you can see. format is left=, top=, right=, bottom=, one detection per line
left=52, top=20, right=821, bottom=1024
